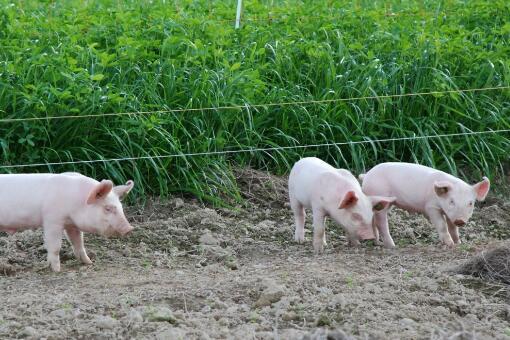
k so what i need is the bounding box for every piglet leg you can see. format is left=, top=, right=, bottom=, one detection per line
left=374, top=211, right=395, bottom=248
left=291, top=199, right=306, bottom=243
left=312, top=209, right=327, bottom=254
left=65, top=226, right=92, bottom=265
left=372, top=215, right=381, bottom=245
left=446, top=219, right=461, bottom=245
left=43, top=223, right=64, bottom=272
left=426, top=209, right=454, bottom=246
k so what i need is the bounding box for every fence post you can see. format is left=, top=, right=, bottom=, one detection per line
left=235, top=0, right=243, bottom=29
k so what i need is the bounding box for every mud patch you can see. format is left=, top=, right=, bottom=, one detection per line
left=1, top=169, right=510, bottom=339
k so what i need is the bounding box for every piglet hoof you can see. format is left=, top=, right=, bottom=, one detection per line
left=50, top=262, right=61, bottom=273
left=383, top=241, right=396, bottom=249
left=294, top=233, right=305, bottom=243
left=313, top=242, right=324, bottom=255
left=348, top=239, right=360, bottom=247
left=441, top=238, right=455, bottom=248
left=47, top=253, right=61, bottom=272
left=81, top=255, right=93, bottom=265
left=439, top=243, right=454, bottom=250
left=313, top=249, right=324, bottom=256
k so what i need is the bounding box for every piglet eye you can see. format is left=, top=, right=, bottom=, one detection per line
left=449, top=199, right=455, bottom=205
left=104, top=206, right=115, bottom=213
left=468, top=201, right=473, bottom=206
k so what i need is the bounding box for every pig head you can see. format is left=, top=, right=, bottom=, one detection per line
left=72, top=179, right=135, bottom=237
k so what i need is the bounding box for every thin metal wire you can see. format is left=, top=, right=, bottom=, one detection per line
left=1, top=129, right=508, bottom=169
left=188, top=6, right=447, bottom=25
left=1, top=85, right=508, bottom=123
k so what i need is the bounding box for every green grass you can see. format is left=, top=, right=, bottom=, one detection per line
left=0, top=0, right=509, bottom=202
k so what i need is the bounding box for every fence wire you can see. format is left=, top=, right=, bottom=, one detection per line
left=1, top=129, right=508, bottom=169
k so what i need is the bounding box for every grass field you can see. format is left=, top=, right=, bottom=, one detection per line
left=1, top=2, right=510, bottom=338
left=0, top=0, right=509, bottom=201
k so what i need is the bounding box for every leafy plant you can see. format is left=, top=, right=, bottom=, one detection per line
left=0, top=0, right=508, bottom=202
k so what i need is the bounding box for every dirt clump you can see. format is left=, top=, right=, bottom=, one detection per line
left=456, top=244, right=510, bottom=284
left=0, top=260, right=18, bottom=276
left=234, top=168, right=289, bottom=209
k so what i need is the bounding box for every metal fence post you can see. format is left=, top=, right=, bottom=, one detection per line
left=235, top=0, right=243, bottom=29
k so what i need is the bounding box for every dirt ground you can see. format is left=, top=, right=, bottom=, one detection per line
left=1, top=169, right=510, bottom=340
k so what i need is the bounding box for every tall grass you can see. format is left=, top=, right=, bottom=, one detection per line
left=0, top=0, right=509, bottom=202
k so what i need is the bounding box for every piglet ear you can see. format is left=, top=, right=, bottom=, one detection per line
left=338, top=191, right=358, bottom=209
left=113, top=180, right=135, bottom=200
left=434, top=181, right=452, bottom=197
left=371, top=196, right=396, bottom=211
left=87, top=180, right=113, bottom=204
left=473, top=176, right=490, bottom=201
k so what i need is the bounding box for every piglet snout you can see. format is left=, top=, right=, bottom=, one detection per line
left=104, top=224, right=133, bottom=238
left=119, top=225, right=134, bottom=236
left=454, top=219, right=466, bottom=227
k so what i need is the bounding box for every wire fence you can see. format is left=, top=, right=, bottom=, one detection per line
left=1, top=129, right=508, bottom=170
left=175, top=1, right=453, bottom=26
left=2, top=4, right=509, bottom=171
left=213, top=10, right=444, bottom=25
left=1, top=85, right=508, bottom=123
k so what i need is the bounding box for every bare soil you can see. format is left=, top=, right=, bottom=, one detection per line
left=1, top=169, right=510, bottom=340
